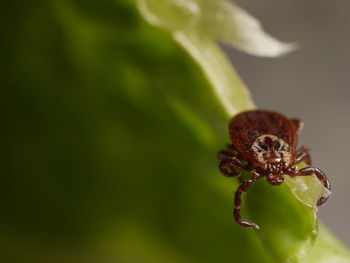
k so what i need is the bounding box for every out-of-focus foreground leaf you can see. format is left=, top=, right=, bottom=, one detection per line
left=1, top=0, right=269, bottom=262
left=1, top=0, right=349, bottom=263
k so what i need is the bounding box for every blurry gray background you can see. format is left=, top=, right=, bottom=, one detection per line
left=226, top=0, right=350, bottom=245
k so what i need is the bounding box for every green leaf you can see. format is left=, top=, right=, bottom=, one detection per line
left=306, top=224, right=350, bottom=263
left=246, top=178, right=318, bottom=262
left=138, top=0, right=296, bottom=57
left=137, top=0, right=350, bottom=262
left=1, top=0, right=349, bottom=263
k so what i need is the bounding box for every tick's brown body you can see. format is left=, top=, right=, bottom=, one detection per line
left=218, top=110, right=330, bottom=229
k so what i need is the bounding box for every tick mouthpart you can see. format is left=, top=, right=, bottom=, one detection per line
left=266, top=163, right=283, bottom=174
left=266, top=173, right=284, bottom=186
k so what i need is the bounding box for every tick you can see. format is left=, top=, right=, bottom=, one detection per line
left=218, top=110, right=331, bottom=229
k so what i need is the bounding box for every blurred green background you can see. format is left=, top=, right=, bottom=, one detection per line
left=2, top=0, right=350, bottom=262
left=2, top=0, right=263, bottom=262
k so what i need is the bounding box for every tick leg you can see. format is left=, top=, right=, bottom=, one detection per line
left=218, top=149, right=248, bottom=177
left=218, top=149, right=238, bottom=161
left=234, top=172, right=262, bottom=229
left=219, top=159, right=240, bottom=177
left=298, top=167, right=331, bottom=206
left=291, top=118, right=304, bottom=135
left=295, top=146, right=312, bottom=165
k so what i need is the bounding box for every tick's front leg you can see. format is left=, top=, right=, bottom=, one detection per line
left=298, top=167, right=331, bottom=206
left=234, top=172, right=262, bottom=229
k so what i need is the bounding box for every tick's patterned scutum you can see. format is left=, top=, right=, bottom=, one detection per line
left=229, top=110, right=298, bottom=168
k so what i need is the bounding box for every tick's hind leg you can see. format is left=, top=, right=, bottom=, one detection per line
left=295, top=146, right=312, bottom=165
left=298, top=167, right=331, bottom=206
left=234, top=172, right=262, bottom=229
